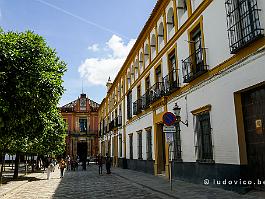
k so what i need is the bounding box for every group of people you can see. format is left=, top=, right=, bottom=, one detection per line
left=98, top=153, right=112, bottom=175
left=46, top=153, right=112, bottom=180
left=47, top=158, right=66, bottom=180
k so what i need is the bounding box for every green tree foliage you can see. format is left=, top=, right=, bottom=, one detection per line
left=0, top=30, right=67, bottom=178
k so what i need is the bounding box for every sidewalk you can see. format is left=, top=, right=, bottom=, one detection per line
left=111, top=166, right=265, bottom=199
left=0, top=165, right=264, bottom=199
left=0, top=168, right=46, bottom=198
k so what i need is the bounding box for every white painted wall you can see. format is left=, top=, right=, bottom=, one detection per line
left=126, top=112, right=153, bottom=160
left=168, top=49, right=265, bottom=164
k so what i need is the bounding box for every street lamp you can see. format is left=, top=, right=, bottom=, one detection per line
left=173, top=103, right=188, bottom=127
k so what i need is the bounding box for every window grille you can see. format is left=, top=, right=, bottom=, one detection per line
left=138, top=132, right=143, bottom=159
left=225, top=0, right=264, bottom=53
left=194, top=112, right=214, bottom=162
left=146, top=130, right=152, bottom=160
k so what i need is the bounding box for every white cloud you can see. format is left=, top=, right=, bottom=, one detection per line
left=79, top=35, right=136, bottom=86
left=88, top=43, right=99, bottom=52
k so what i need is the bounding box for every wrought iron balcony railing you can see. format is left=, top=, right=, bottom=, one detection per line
left=117, top=116, right=122, bottom=127
left=109, top=120, right=115, bottom=131
left=225, top=0, right=264, bottom=54
left=163, top=69, right=180, bottom=95
left=133, top=98, right=142, bottom=115
left=149, top=82, right=165, bottom=104
left=142, top=91, right=151, bottom=110
left=182, top=48, right=208, bottom=83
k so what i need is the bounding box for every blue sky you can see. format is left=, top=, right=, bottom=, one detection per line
left=0, top=0, right=157, bottom=105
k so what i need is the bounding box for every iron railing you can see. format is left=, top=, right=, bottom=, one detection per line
left=109, top=120, right=114, bottom=131
left=163, top=69, right=180, bottom=95
left=142, top=91, right=151, bottom=109
left=225, top=0, right=264, bottom=54
left=149, top=82, right=165, bottom=104
left=133, top=98, right=142, bottom=115
left=182, top=48, right=208, bottom=83
left=117, top=116, right=122, bottom=127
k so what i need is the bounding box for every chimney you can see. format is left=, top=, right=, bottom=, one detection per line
left=106, top=77, right=112, bottom=92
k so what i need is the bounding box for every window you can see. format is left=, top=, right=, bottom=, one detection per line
left=173, top=123, right=182, bottom=160
left=129, top=134, right=133, bottom=159
left=112, top=137, right=115, bottom=157
left=177, top=0, right=188, bottom=19
left=146, top=129, right=152, bottom=160
left=139, top=52, right=144, bottom=72
left=127, top=91, right=132, bottom=119
left=182, top=22, right=208, bottom=83
left=145, top=75, right=150, bottom=91
left=79, top=118, right=87, bottom=132
left=225, top=0, right=264, bottom=53
left=194, top=112, right=213, bottom=162
left=150, top=34, right=156, bottom=59
left=137, top=131, right=143, bottom=159
left=167, top=7, right=175, bottom=33
left=144, top=44, right=149, bottom=66
left=158, top=22, right=164, bottom=46
left=119, top=134, right=122, bottom=157
left=155, top=66, right=162, bottom=83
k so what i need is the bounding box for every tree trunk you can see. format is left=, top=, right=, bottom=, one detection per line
left=0, top=151, right=6, bottom=182
left=31, top=155, right=34, bottom=172
left=13, top=152, right=19, bottom=179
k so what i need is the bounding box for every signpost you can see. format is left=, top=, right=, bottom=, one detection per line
left=162, top=112, right=176, bottom=191
left=162, top=112, right=176, bottom=126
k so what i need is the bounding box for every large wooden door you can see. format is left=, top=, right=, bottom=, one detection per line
left=242, top=86, right=265, bottom=181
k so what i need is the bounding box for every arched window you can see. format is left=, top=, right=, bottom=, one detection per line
left=134, top=59, right=139, bottom=80
left=127, top=70, right=131, bottom=88
left=167, top=7, right=175, bottom=33
left=150, top=34, right=156, bottom=59
left=139, top=52, right=144, bottom=72
left=144, top=44, right=149, bottom=66
left=130, top=64, right=134, bottom=82
left=158, top=22, right=164, bottom=47
left=177, top=0, right=188, bottom=19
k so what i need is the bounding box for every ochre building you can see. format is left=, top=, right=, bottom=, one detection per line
left=60, top=93, right=99, bottom=161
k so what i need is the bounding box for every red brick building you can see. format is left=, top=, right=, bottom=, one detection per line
left=60, top=93, right=99, bottom=161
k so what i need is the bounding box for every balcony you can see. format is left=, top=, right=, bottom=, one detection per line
left=117, top=116, right=122, bottom=127
left=225, top=0, right=264, bottom=54
left=114, top=116, right=122, bottom=128
left=109, top=120, right=115, bottom=131
left=133, top=98, right=142, bottom=115
left=182, top=48, right=208, bottom=83
left=163, top=69, right=180, bottom=95
left=149, top=82, right=165, bottom=104
left=142, top=91, right=151, bottom=109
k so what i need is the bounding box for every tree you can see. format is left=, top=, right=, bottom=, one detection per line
left=0, top=30, right=67, bottom=179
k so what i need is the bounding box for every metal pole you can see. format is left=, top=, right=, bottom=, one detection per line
left=170, top=143, right=172, bottom=191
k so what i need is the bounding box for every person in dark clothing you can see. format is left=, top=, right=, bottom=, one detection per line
left=105, top=153, right=111, bottom=174
left=98, top=154, right=103, bottom=175
left=82, top=159, right=86, bottom=171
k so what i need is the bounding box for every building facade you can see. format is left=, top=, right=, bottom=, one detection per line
left=98, top=0, right=265, bottom=185
left=60, top=93, right=99, bottom=161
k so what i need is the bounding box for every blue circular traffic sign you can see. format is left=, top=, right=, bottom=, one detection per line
left=163, top=112, right=176, bottom=126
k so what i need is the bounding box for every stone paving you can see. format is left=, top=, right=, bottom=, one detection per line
left=0, top=164, right=264, bottom=199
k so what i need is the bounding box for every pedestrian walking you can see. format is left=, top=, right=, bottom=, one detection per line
left=98, top=154, right=103, bottom=175
left=47, top=162, right=54, bottom=180
left=66, top=155, right=71, bottom=171
left=82, top=159, right=86, bottom=171
left=59, top=158, right=66, bottom=178
left=105, top=153, right=111, bottom=174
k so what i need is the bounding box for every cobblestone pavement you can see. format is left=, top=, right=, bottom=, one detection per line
left=0, top=165, right=265, bottom=199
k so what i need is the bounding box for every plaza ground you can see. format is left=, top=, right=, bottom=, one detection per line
left=0, top=164, right=265, bottom=199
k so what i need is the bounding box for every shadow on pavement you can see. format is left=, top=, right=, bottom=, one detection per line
left=1, top=175, right=46, bottom=184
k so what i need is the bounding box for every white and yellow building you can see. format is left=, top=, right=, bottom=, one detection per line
left=98, top=0, right=265, bottom=184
